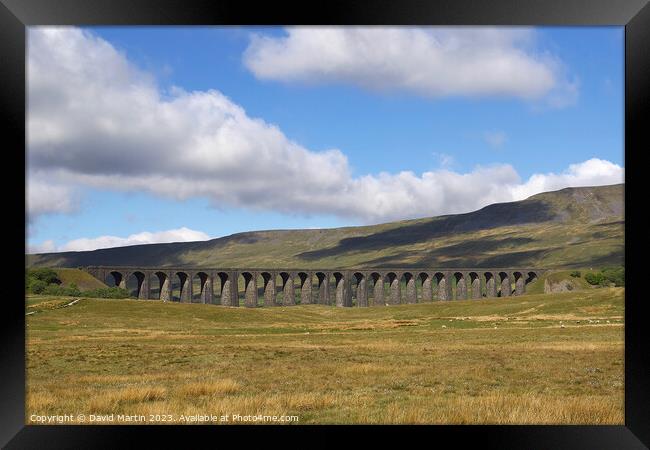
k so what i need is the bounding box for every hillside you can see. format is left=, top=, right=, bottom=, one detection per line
left=26, top=184, right=624, bottom=269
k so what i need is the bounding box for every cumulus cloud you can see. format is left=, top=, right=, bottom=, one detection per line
left=26, top=177, right=78, bottom=219
left=315, top=158, right=623, bottom=223
left=27, top=27, right=621, bottom=230
left=510, top=158, right=624, bottom=200
left=28, top=27, right=349, bottom=219
left=244, top=27, right=578, bottom=106
left=28, top=227, right=211, bottom=253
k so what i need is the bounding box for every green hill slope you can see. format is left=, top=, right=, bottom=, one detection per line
left=26, top=184, right=624, bottom=269
left=54, top=268, right=108, bottom=290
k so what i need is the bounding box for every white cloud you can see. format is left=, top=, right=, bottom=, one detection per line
left=26, top=177, right=78, bottom=219
left=483, top=131, right=508, bottom=149
left=28, top=27, right=350, bottom=220
left=29, top=227, right=211, bottom=253
left=244, top=27, right=578, bottom=106
left=28, top=239, right=56, bottom=254
left=27, top=27, right=620, bottom=231
left=315, top=158, right=623, bottom=223
left=510, top=158, right=624, bottom=200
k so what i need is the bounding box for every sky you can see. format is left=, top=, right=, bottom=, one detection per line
left=26, top=26, right=624, bottom=253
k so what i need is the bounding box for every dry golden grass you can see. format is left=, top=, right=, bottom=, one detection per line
left=87, top=387, right=167, bottom=413
left=27, top=390, right=57, bottom=412
left=357, top=393, right=623, bottom=424
left=177, top=379, right=241, bottom=397
left=25, top=288, right=624, bottom=424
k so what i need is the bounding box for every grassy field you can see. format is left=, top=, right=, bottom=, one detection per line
left=25, top=287, right=624, bottom=425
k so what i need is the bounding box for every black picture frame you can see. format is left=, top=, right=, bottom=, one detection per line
left=2, top=0, right=648, bottom=447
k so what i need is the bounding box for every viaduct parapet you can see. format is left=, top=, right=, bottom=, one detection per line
left=84, top=266, right=546, bottom=307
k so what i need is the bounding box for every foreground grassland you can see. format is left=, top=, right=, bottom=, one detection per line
left=26, top=288, right=624, bottom=424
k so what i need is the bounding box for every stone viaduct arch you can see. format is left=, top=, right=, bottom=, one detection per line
left=353, top=272, right=367, bottom=307
left=370, top=272, right=384, bottom=306
left=85, top=267, right=545, bottom=308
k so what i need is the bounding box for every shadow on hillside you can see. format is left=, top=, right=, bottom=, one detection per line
left=28, top=231, right=265, bottom=268
left=357, top=237, right=542, bottom=268
left=297, top=200, right=555, bottom=261
left=34, top=241, right=204, bottom=267
left=561, top=248, right=624, bottom=269
left=357, top=239, right=623, bottom=269
left=594, top=220, right=624, bottom=228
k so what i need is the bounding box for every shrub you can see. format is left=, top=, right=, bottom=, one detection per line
left=584, top=267, right=625, bottom=287
left=84, top=287, right=129, bottom=299
left=585, top=272, right=605, bottom=286
left=570, top=270, right=581, bottom=278
left=28, top=279, right=47, bottom=294
left=26, top=267, right=63, bottom=293
left=602, top=267, right=624, bottom=287
left=42, top=284, right=81, bottom=296
left=27, top=268, right=61, bottom=285
left=40, top=284, right=62, bottom=295
left=25, top=267, right=131, bottom=298
left=70, top=285, right=81, bottom=296
left=37, top=284, right=128, bottom=298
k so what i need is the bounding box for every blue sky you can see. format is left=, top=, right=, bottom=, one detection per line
left=26, top=26, right=624, bottom=253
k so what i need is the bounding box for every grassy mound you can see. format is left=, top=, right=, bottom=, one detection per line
left=55, top=268, right=108, bottom=290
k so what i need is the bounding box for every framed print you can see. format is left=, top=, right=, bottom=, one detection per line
left=2, top=0, right=649, bottom=447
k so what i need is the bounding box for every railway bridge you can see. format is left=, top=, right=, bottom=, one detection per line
left=85, top=266, right=545, bottom=307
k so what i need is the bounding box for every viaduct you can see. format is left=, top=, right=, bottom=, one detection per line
left=85, top=266, right=545, bottom=307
